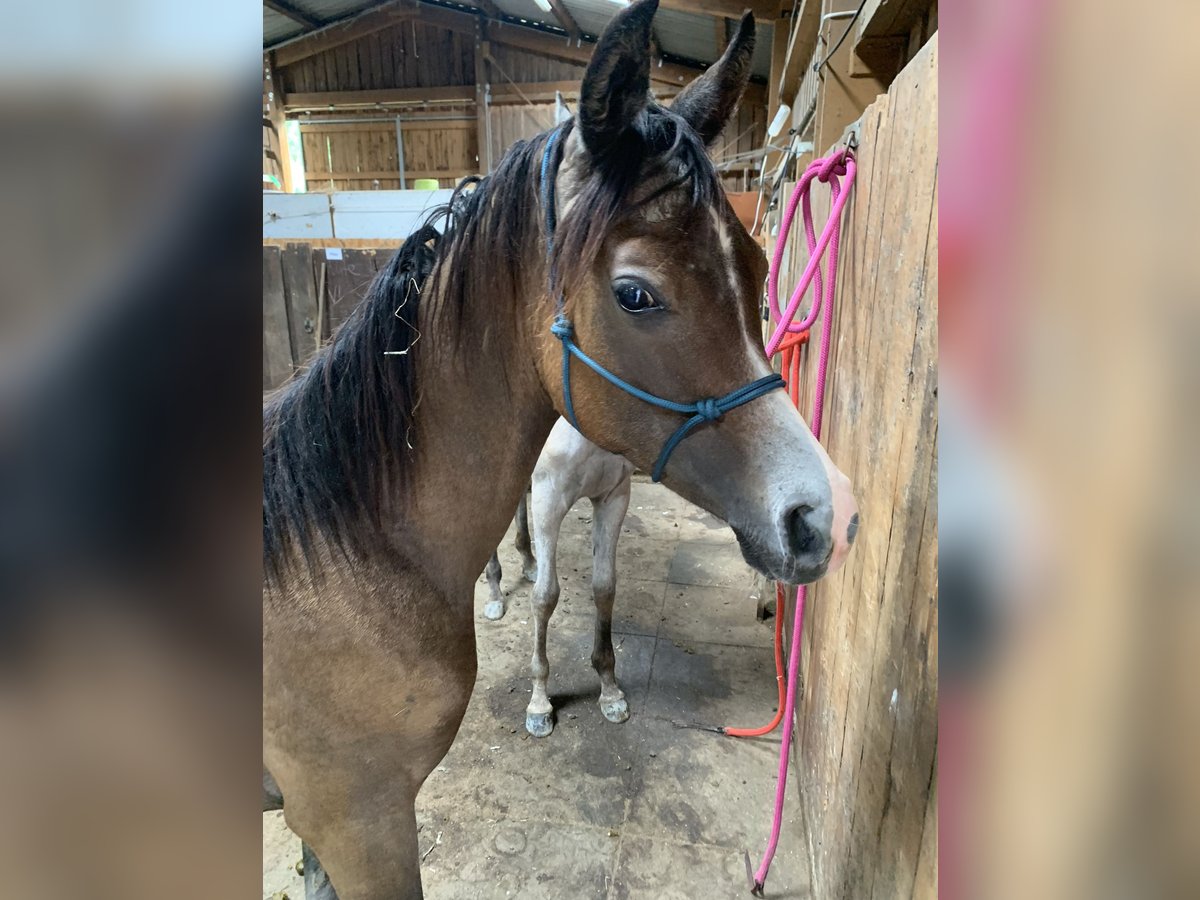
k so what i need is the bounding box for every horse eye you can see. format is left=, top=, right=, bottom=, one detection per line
left=613, top=282, right=658, bottom=314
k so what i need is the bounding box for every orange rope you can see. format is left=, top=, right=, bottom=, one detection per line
left=724, top=584, right=787, bottom=737
left=724, top=329, right=808, bottom=738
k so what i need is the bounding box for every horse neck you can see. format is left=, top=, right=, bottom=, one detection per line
left=389, top=260, right=558, bottom=595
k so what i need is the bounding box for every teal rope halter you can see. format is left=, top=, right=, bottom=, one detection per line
left=539, top=126, right=785, bottom=482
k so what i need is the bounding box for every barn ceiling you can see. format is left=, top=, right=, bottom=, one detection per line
left=264, top=0, right=774, bottom=79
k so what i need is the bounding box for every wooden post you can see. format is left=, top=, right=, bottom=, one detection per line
left=264, top=53, right=295, bottom=193
left=475, top=24, right=493, bottom=174
left=762, top=11, right=791, bottom=179
left=812, top=0, right=885, bottom=153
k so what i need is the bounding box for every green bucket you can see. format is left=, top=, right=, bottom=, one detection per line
left=412, top=178, right=439, bottom=190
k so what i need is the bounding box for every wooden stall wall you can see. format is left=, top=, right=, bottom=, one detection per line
left=782, top=36, right=938, bottom=900
left=273, top=17, right=767, bottom=195
left=262, top=243, right=391, bottom=391
left=300, top=112, right=476, bottom=191
left=277, top=21, right=477, bottom=95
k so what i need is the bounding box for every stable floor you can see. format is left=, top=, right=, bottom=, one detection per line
left=263, top=481, right=811, bottom=899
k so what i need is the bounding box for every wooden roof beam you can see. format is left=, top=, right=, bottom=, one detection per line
left=659, top=0, right=777, bottom=20
left=272, top=0, right=421, bottom=68
left=547, top=0, right=582, bottom=42
left=265, top=0, right=322, bottom=32
left=777, top=0, right=821, bottom=109
left=270, top=0, right=781, bottom=70
left=271, top=0, right=766, bottom=102
left=472, top=0, right=505, bottom=20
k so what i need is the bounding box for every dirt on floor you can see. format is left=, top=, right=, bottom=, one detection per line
left=263, top=480, right=812, bottom=899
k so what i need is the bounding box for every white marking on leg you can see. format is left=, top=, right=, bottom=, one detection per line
left=591, top=477, right=631, bottom=723
left=526, top=480, right=569, bottom=736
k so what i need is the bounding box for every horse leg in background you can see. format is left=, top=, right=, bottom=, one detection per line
left=591, top=475, right=632, bottom=724
left=263, top=770, right=338, bottom=899
left=483, top=551, right=505, bottom=620
left=515, top=489, right=537, bottom=582
left=302, top=842, right=339, bottom=900
left=525, top=479, right=570, bottom=737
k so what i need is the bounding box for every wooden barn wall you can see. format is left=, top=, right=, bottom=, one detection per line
left=782, top=35, right=937, bottom=899
left=275, top=20, right=767, bottom=195
left=487, top=42, right=584, bottom=82
left=262, top=244, right=391, bottom=390
left=278, top=21, right=476, bottom=94
left=300, top=109, right=475, bottom=191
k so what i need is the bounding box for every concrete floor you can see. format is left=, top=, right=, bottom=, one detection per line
left=263, top=480, right=811, bottom=899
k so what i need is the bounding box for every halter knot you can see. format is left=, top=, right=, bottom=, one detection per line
left=550, top=316, right=574, bottom=340
left=695, top=398, right=723, bottom=422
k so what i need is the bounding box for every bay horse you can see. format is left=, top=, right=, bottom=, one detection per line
left=482, top=417, right=635, bottom=736
left=263, top=2, right=858, bottom=897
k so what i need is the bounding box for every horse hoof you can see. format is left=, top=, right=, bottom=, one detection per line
left=522, top=564, right=538, bottom=583
left=600, top=697, right=630, bottom=724
left=525, top=711, right=555, bottom=738
left=483, top=600, right=506, bottom=621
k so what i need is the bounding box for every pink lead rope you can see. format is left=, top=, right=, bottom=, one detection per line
left=750, top=148, right=856, bottom=896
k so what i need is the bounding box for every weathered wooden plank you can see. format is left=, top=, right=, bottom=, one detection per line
left=272, top=1, right=421, bottom=68
left=300, top=120, right=474, bottom=133
left=280, top=244, right=322, bottom=370
left=286, top=85, right=475, bottom=109
left=262, top=247, right=294, bottom=390
left=911, top=750, right=937, bottom=898
left=780, top=34, right=937, bottom=900
left=813, top=0, right=886, bottom=155
left=325, top=248, right=380, bottom=335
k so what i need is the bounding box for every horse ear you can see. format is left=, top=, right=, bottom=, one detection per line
left=578, top=0, right=658, bottom=157
left=671, top=12, right=756, bottom=145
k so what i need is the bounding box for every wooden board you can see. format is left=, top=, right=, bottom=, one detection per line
left=262, top=247, right=294, bottom=390
left=280, top=244, right=322, bottom=369
left=779, top=35, right=938, bottom=900
left=263, top=192, right=334, bottom=239
left=324, top=248, right=381, bottom=335
left=298, top=113, right=476, bottom=192
left=330, top=189, right=456, bottom=239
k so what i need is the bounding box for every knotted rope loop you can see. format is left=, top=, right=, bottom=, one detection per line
left=550, top=316, right=573, bottom=340
left=694, top=398, right=722, bottom=422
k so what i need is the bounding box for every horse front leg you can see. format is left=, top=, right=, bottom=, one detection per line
left=265, top=615, right=476, bottom=900
left=591, top=476, right=631, bottom=724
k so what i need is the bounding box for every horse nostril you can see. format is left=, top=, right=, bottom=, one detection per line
left=847, top=512, right=860, bottom=546
left=785, top=504, right=820, bottom=557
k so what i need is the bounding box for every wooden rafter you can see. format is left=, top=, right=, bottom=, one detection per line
left=272, top=0, right=421, bottom=67
left=269, top=0, right=779, bottom=69
left=547, top=0, right=581, bottom=42
left=659, top=0, right=776, bottom=19
left=264, top=0, right=322, bottom=31
left=777, top=0, right=822, bottom=110
left=471, top=0, right=505, bottom=20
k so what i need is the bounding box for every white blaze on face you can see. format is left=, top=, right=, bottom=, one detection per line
left=709, top=206, right=742, bottom=303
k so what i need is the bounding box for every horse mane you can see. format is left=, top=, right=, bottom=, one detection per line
left=263, top=105, right=722, bottom=583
